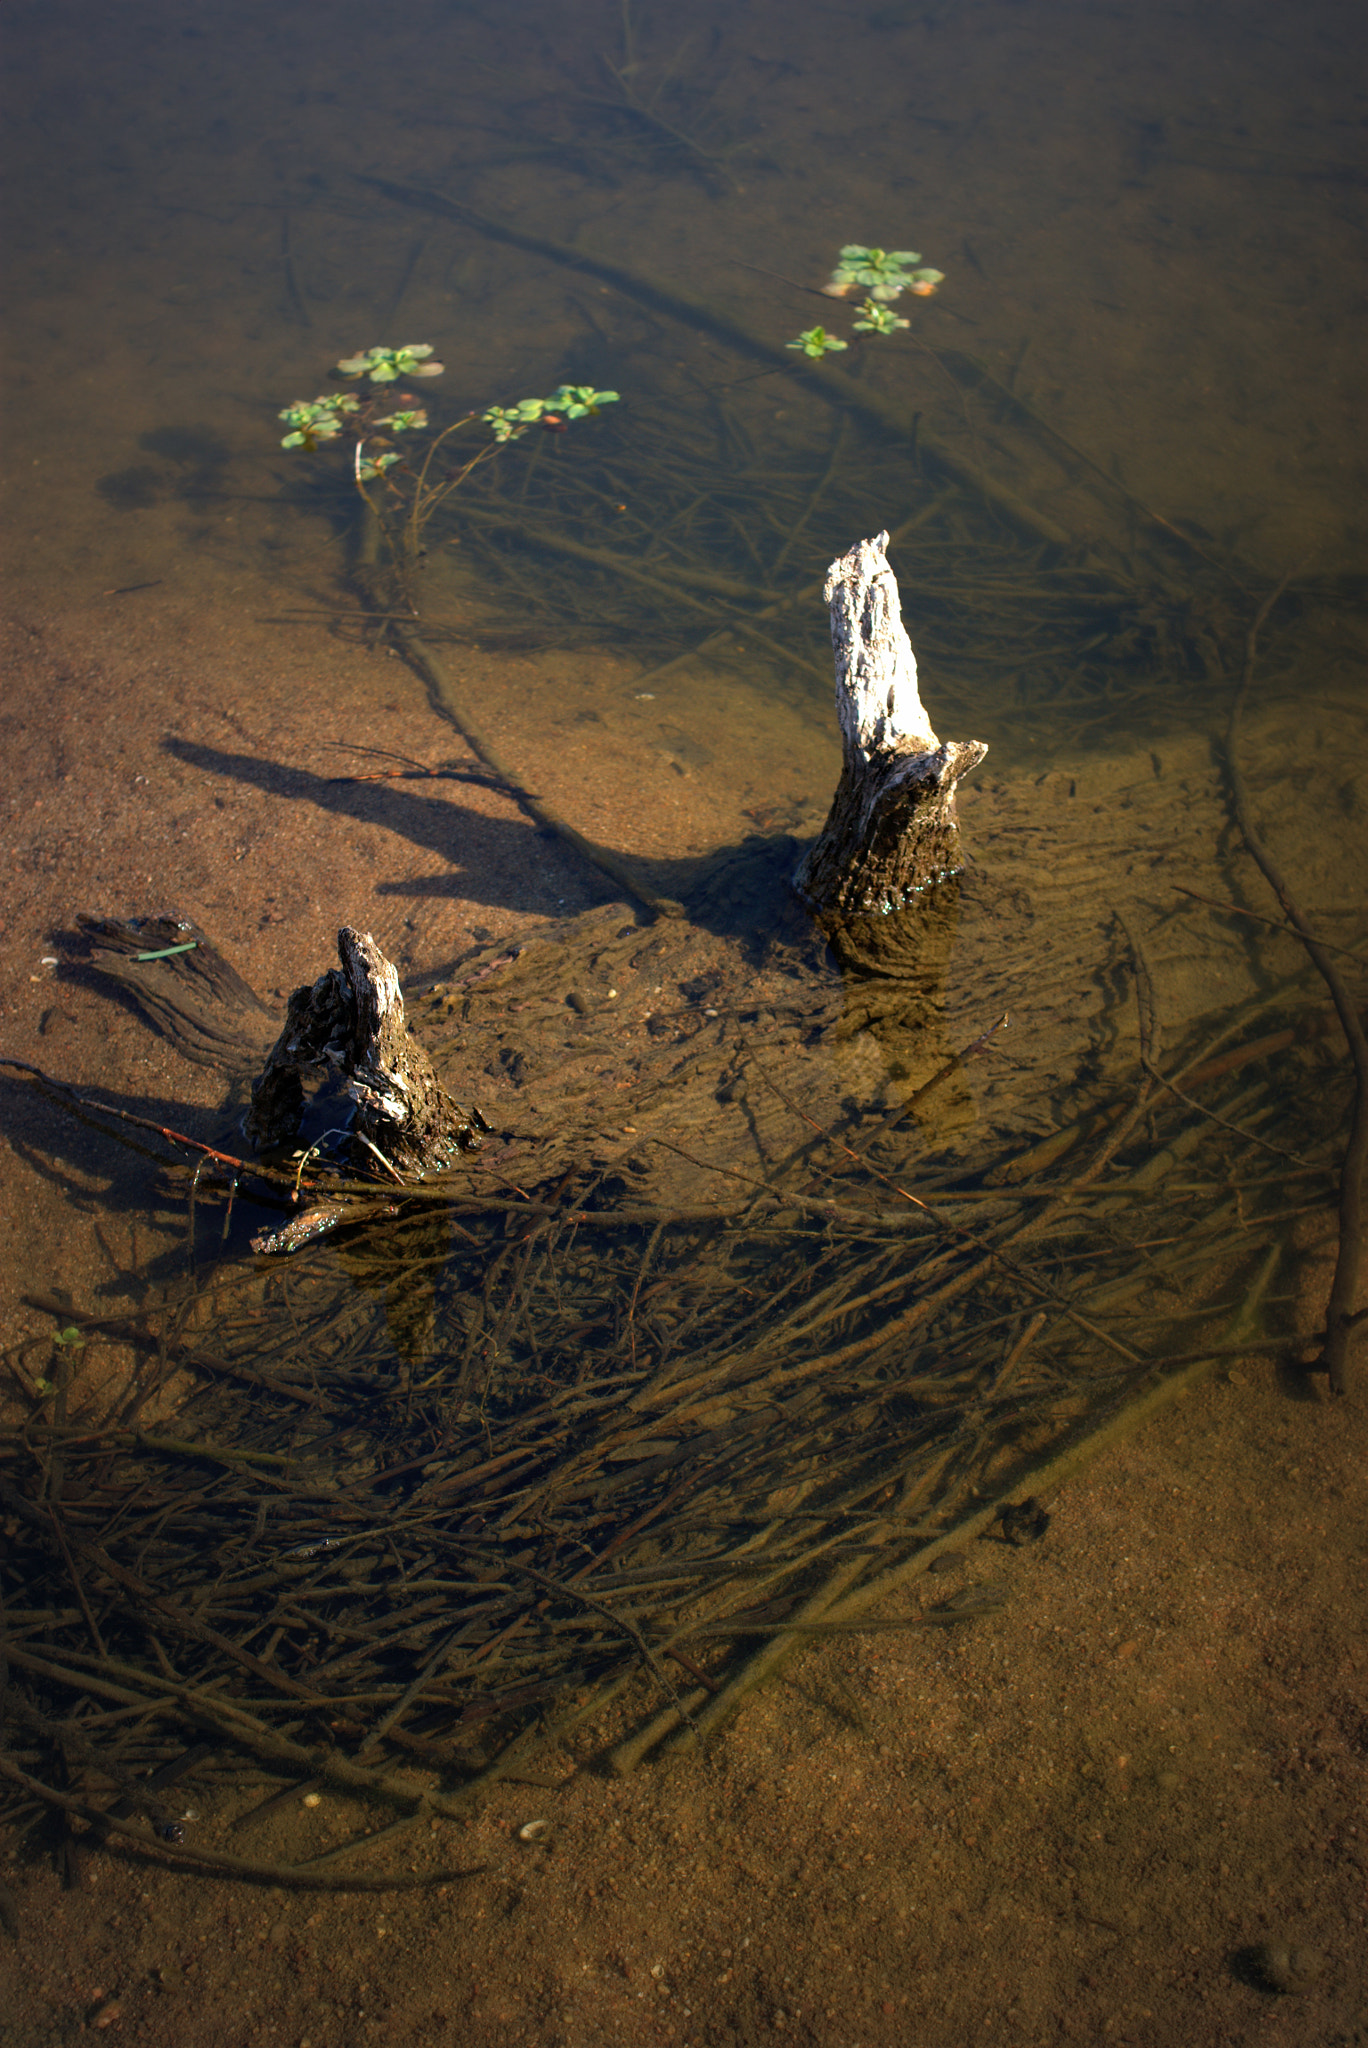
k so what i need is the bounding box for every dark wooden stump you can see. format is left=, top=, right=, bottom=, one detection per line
left=794, top=532, right=986, bottom=974
left=244, top=926, right=486, bottom=1176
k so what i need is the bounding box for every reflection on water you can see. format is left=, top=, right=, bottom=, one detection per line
left=0, top=0, right=1363, bottom=1996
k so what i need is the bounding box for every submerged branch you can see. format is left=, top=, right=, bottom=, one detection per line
left=1224, top=584, right=1366, bottom=1395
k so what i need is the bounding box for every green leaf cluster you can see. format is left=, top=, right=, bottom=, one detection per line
left=552, top=384, right=620, bottom=419
left=274, top=352, right=623, bottom=560
left=372, top=409, right=428, bottom=435
left=786, top=241, right=945, bottom=357
left=482, top=385, right=620, bottom=442
left=786, top=326, right=849, bottom=360
left=336, top=344, right=445, bottom=384
left=829, top=244, right=945, bottom=301
left=278, top=394, right=361, bottom=449
left=851, top=299, right=909, bottom=334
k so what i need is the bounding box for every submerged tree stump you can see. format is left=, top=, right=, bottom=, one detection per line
left=244, top=926, right=486, bottom=1175
left=794, top=533, right=986, bottom=974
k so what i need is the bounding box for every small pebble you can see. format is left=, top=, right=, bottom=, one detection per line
left=1254, top=1941, right=1323, bottom=1994
left=928, top=1551, right=967, bottom=1575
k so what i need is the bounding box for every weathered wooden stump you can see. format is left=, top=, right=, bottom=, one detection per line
left=794, top=532, right=986, bottom=976
left=244, top=925, right=486, bottom=1175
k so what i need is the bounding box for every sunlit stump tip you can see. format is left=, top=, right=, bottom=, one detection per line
left=794, top=531, right=987, bottom=937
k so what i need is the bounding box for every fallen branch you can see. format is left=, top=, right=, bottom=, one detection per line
left=0, top=1756, right=483, bottom=1892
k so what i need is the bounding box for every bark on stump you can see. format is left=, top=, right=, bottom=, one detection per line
left=795, top=532, right=986, bottom=976
left=244, top=926, right=485, bottom=1176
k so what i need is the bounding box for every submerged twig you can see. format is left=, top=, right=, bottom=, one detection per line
left=1223, top=582, right=1366, bottom=1394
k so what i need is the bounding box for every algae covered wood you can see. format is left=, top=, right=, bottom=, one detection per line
left=794, top=532, right=986, bottom=967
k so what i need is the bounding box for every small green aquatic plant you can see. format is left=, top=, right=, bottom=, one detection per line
left=787, top=325, right=849, bottom=359
left=851, top=299, right=910, bottom=335
left=785, top=241, right=944, bottom=359
left=34, top=1321, right=84, bottom=1397
left=549, top=384, right=619, bottom=420
left=483, top=386, right=619, bottom=441
left=825, top=243, right=945, bottom=300
left=336, top=343, right=446, bottom=384
left=278, top=394, right=362, bottom=450
left=277, top=347, right=619, bottom=576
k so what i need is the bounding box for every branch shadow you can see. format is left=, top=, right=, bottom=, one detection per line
left=160, top=734, right=819, bottom=950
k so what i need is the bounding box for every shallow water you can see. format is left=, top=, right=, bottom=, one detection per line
left=1, top=1, right=1365, bottom=2041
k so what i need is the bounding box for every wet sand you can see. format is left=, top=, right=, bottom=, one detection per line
left=1, top=589, right=1365, bottom=2046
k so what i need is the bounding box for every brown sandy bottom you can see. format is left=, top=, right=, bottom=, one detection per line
left=0, top=1356, right=1364, bottom=2048
left=1, top=598, right=1366, bottom=2047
